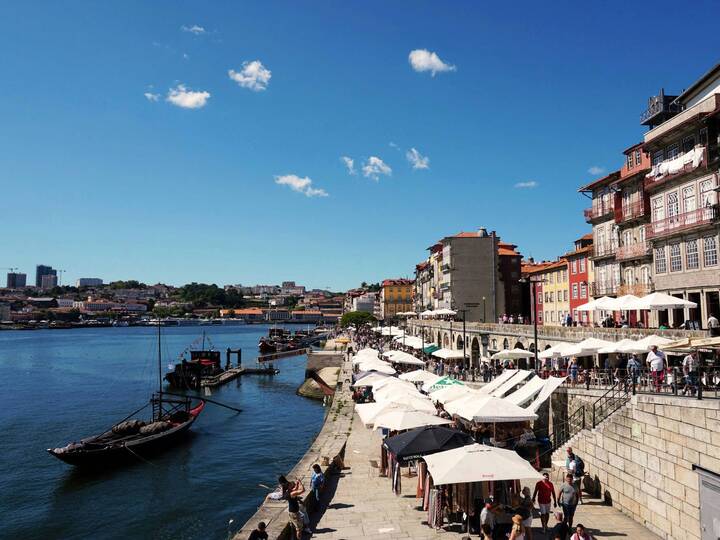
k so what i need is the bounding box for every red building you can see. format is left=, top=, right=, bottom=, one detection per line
left=565, top=234, right=594, bottom=325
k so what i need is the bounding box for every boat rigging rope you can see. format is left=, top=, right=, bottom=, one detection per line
left=123, top=444, right=157, bottom=467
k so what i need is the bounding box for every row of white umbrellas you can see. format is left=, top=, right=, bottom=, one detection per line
left=577, top=292, right=696, bottom=312
left=537, top=335, right=675, bottom=358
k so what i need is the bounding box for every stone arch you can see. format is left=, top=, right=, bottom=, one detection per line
left=456, top=335, right=464, bottom=350
left=437, top=331, right=442, bottom=345
left=503, top=338, right=509, bottom=350
left=471, top=337, right=480, bottom=367
left=443, top=334, right=450, bottom=347
left=514, top=341, right=525, bottom=349
left=491, top=338, right=498, bottom=350
left=528, top=343, right=536, bottom=352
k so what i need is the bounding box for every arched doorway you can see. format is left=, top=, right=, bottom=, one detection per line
left=514, top=342, right=526, bottom=369
left=456, top=335, right=464, bottom=350
left=503, top=338, right=509, bottom=350
left=471, top=337, right=480, bottom=368
left=437, top=331, right=441, bottom=345
left=443, top=334, right=450, bottom=348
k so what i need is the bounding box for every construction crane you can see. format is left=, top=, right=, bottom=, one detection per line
left=1, top=267, right=18, bottom=272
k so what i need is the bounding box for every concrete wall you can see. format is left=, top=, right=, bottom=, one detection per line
left=551, top=390, right=720, bottom=540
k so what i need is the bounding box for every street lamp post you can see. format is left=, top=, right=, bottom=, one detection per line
left=520, top=276, right=544, bottom=371
left=482, top=297, right=486, bottom=323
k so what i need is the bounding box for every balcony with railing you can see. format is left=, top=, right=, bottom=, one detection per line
left=644, top=146, right=707, bottom=190
left=584, top=203, right=615, bottom=223
left=615, top=199, right=647, bottom=223
left=592, top=281, right=619, bottom=296
left=646, top=205, right=719, bottom=239
left=615, top=241, right=651, bottom=261
left=590, top=243, right=617, bottom=260
left=640, top=91, right=681, bottom=127
left=617, top=282, right=655, bottom=296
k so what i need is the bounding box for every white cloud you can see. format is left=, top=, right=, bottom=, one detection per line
left=144, top=92, right=160, bottom=102
left=362, top=156, right=392, bottom=181
left=406, top=147, right=430, bottom=170
left=181, top=25, right=206, bottom=35
left=341, top=156, right=356, bottom=175
left=408, top=49, right=456, bottom=76
left=275, top=174, right=328, bottom=198
left=588, top=166, right=605, bottom=176
left=166, top=84, right=211, bottom=109
left=228, top=60, right=271, bottom=91
left=514, top=181, right=538, bottom=189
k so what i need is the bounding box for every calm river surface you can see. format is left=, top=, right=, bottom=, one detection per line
left=0, top=325, right=325, bottom=540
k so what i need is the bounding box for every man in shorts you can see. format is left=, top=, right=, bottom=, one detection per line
left=557, top=474, right=578, bottom=527
left=532, top=472, right=557, bottom=532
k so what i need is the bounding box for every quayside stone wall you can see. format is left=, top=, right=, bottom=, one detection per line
left=234, top=354, right=353, bottom=540
left=551, top=390, right=720, bottom=540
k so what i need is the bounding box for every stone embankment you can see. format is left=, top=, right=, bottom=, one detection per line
left=551, top=389, right=719, bottom=540
left=233, top=351, right=353, bottom=540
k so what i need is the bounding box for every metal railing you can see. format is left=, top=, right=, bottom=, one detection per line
left=551, top=405, right=585, bottom=451
left=584, top=205, right=614, bottom=222
left=591, top=281, right=619, bottom=296
left=592, top=380, right=631, bottom=428
left=647, top=205, right=719, bottom=238
left=554, top=367, right=719, bottom=400
left=615, top=241, right=651, bottom=261
left=616, top=199, right=646, bottom=222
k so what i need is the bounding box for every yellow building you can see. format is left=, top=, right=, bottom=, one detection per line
left=525, top=260, right=570, bottom=326
left=380, top=278, right=414, bottom=320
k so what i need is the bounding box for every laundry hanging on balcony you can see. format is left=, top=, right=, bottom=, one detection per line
left=646, top=146, right=704, bottom=179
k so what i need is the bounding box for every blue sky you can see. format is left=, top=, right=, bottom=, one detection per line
left=2, top=1, right=719, bottom=290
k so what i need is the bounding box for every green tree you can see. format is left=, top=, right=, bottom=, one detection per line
left=340, top=311, right=376, bottom=330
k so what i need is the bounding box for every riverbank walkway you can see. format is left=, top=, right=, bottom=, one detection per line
left=310, top=409, right=661, bottom=539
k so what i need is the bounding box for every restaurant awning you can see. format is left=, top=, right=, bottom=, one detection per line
left=383, top=350, right=425, bottom=366
left=446, top=395, right=538, bottom=423
left=662, top=336, right=720, bottom=351
left=399, top=369, right=442, bottom=385
left=423, top=344, right=440, bottom=354
left=422, top=376, right=465, bottom=393
left=491, top=370, right=533, bottom=397
left=525, top=376, right=567, bottom=413
left=504, top=376, right=547, bottom=407
left=490, top=349, right=533, bottom=360
left=427, top=384, right=474, bottom=404
left=476, top=369, right=520, bottom=395
left=423, top=443, right=543, bottom=485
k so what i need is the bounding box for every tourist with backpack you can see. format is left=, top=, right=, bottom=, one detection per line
left=567, top=450, right=585, bottom=505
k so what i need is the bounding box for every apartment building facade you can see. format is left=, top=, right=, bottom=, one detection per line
left=642, top=64, right=720, bottom=326
left=524, top=259, right=570, bottom=326
left=565, top=234, right=594, bottom=325
left=380, top=279, right=414, bottom=320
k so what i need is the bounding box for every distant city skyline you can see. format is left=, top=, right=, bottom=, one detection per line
left=2, top=2, right=720, bottom=290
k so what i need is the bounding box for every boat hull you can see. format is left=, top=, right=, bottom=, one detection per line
left=48, top=403, right=205, bottom=467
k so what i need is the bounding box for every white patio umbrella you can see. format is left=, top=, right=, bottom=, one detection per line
left=431, top=348, right=466, bottom=360
left=490, top=348, right=533, bottom=360
left=427, top=384, right=475, bottom=404
left=605, top=294, right=643, bottom=311
left=356, top=401, right=413, bottom=426
left=537, top=342, right=582, bottom=359
left=434, top=308, right=457, bottom=316
left=356, top=361, right=396, bottom=375
left=618, top=335, right=674, bottom=354
left=351, top=372, right=391, bottom=388
left=597, top=338, right=637, bottom=354
left=635, top=292, right=697, bottom=310
left=373, top=410, right=451, bottom=431
left=380, top=393, right=437, bottom=414
left=399, top=369, right=442, bottom=385
left=383, top=350, right=425, bottom=366
left=447, top=395, right=538, bottom=423
left=372, top=376, right=417, bottom=393
left=575, top=337, right=615, bottom=355
left=576, top=296, right=616, bottom=311
left=420, top=310, right=435, bottom=318
left=423, top=444, right=543, bottom=484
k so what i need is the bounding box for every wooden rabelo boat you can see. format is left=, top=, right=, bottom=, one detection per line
left=48, top=324, right=208, bottom=467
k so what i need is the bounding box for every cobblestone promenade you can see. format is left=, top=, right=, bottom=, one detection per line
left=311, top=410, right=661, bottom=540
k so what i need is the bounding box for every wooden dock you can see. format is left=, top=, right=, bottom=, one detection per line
left=257, top=348, right=309, bottom=363
left=201, top=367, right=244, bottom=388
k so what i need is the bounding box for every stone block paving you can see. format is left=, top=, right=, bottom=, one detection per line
left=311, top=410, right=661, bottom=540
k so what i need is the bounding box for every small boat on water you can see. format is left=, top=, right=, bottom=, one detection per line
left=164, top=332, right=226, bottom=390
left=48, top=324, right=208, bottom=467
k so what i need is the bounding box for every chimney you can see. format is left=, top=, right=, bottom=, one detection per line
left=478, top=227, right=488, bottom=237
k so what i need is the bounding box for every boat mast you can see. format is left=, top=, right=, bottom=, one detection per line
left=157, top=321, right=162, bottom=395
left=202, top=330, right=206, bottom=350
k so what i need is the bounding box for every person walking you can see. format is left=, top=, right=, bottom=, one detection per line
left=285, top=479, right=305, bottom=540
left=557, top=474, right=578, bottom=527
left=646, top=345, right=666, bottom=392
left=569, top=359, right=579, bottom=388
left=532, top=472, right=557, bottom=533
left=310, top=463, right=325, bottom=504
left=520, top=486, right=534, bottom=540
left=626, top=354, right=641, bottom=386
left=566, top=450, right=585, bottom=504
left=682, top=351, right=699, bottom=396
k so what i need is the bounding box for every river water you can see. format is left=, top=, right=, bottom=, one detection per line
left=0, top=325, right=325, bottom=540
